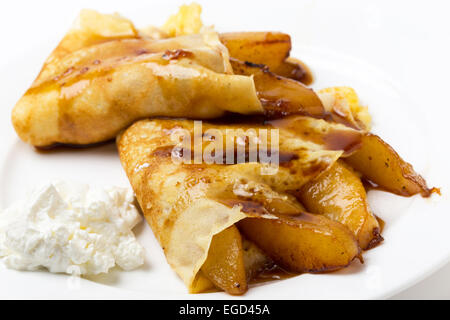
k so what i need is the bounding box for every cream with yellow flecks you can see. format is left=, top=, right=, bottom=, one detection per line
left=318, top=86, right=372, bottom=130
left=162, top=3, right=203, bottom=37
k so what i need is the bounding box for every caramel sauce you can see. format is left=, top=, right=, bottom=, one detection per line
left=323, top=129, right=362, bottom=156
left=250, top=264, right=296, bottom=284
left=290, top=58, right=314, bottom=86
left=375, top=215, right=385, bottom=233
left=162, top=49, right=193, bottom=60
left=267, top=116, right=362, bottom=156
left=229, top=58, right=325, bottom=120
left=275, top=57, right=314, bottom=86
left=218, top=199, right=269, bottom=215
left=218, top=198, right=314, bottom=222
left=151, top=145, right=299, bottom=166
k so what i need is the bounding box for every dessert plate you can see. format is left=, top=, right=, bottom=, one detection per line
left=0, top=41, right=447, bottom=299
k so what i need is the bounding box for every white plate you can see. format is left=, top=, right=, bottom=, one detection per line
left=0, top=1, right=449, bottom=299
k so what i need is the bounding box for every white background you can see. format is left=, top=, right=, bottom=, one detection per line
left=0, top=0, right=449, bottom=299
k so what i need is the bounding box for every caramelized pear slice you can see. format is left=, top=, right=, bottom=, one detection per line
left=298, top=161, right=383, bottom=249
left=190, top=271, right=215, bottom=293
left=220, top=32, right=291, bottom=72
left=345, top=133, right=433, bottom=197
left=238, top=213, right=360, bottom=273
left=272, top=57, right=313, bottom=84
left=201, top=225, right=248, bottom=295
left=229, top=58, right=324, bottom=119
left=220, top=32, right=312, bottom=84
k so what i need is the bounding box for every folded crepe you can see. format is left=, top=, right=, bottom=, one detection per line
left=12, top=9, right=263, bottom=147
left=117, top=117, right=362, bottom=293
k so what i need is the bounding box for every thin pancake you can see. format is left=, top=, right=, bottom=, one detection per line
left=12, top=10, right=262, bottom=147
left=117, top=117, right=361, bottom=291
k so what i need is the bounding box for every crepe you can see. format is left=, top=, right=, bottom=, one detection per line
left=117, top=117, right=362, bottom=292
left=12, top=9, right=262, bottom=147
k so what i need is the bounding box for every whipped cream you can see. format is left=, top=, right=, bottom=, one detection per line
left=0, top=182, right=144, bottom=275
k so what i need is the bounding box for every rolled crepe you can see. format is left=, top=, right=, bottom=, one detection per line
left=117, top=117, right=361, bottom=292
left=12, top=10, right=262, bottom=147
